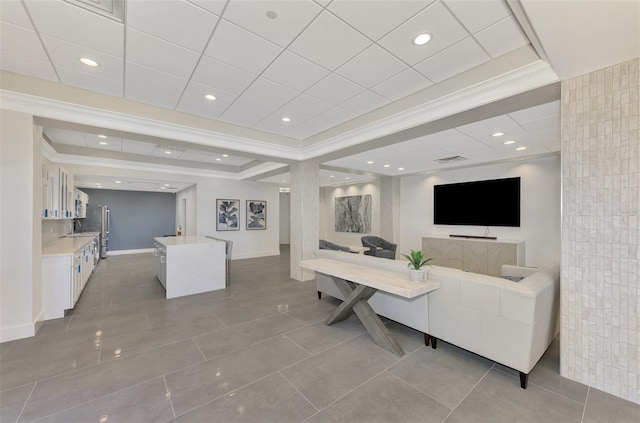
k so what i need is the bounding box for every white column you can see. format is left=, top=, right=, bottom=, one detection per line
left=290, top=162, right=319, bottom=281
left=379, top=176, right=400, bottom=245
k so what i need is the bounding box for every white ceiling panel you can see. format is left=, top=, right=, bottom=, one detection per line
left=204, top=19, right=283, bottom=75
left=508, top=101, right=560, bottom=123
left=283, top=94, right=333, bottom=118
left=121, top=140, right=157, bottom=155
left=179, top=149, right=212, bottom=162
left=253, top=109, right=309, bottom=134
left=57, top=66, right=123, bottom=97
left=474, top=15, right=529, bottom=59
left=0, top=0, right=34, bottom=28
left=125, top=61, right=188, bottom=99
left=516, top=115, right=560, bottom=133
left=371, top=68, right=433, bottom=101
left=152, top=146, right=184, bottom=159
left=0, top=50, right=57, bottom=81
left=242, top=77, right=300, bottom=108
left=261, top=51, right=329, bottom=92
left=304, top=73, right=365, bottom=105
left=285, top=119, right=333, bottom=139
left=223, top=0, right=322, bottom=47
left=188, top=0, right=226, bottom=15
left=191, top=56, right=257, bottom=95
left=1, top=22, right=48, bottom=61
left=126, top=0, right=218, bottom=52
left=288, top=11, right=370, bottom=70
left=176, top=98, right=224, bottom=120
left=84, top=134, right=122, bottom=151
left=42, top=35, right=123, bottom=82
left=414, top=37, right=490, bottom=83
left=219, top=97, right=277, bottom=127
left=339, top=90, right=389, bottom=115
left=24, top=0, right=124, bottom=58
left=126, top=28, right=200, bottom=79
left=456, top=114, right=520, bottom=137
left=45, top=128, right=87, bottom=147
left=328, top=0, right=433, bottom=41
left=124, top=84, right=180, bottom=109
left=180, top=80, right=237, bottom=111
left=443, top=0, right=512, bottom=34
left=378, top=1, right=469, bottom=66
left=336, top=44, right=407, bottom=89
left=315, top=107, right=357, bottom=126
left=203, top=154, right=252, bottom=166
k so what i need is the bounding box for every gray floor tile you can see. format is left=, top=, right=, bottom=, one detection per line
left=445, top=369, right=584, bottom=423
left=280, top=334, right=401, bottom=409
left=583, top=387, right=640, bottom=423
left=207, top=300, right=283, bottom=326
left=0, top=383, right=34, bottom=423
left=35, top=377, right=174, bottom=423
left=285, top=298, right=340, bottom=326
left=19, top=339, right=203, bottom=422
left=388, top=341, right=493, bottom=409
left=194, top=313, right=304, bottom=359
left=165, top=336, right=309, bottom=416
left=307, top=371, right=451, bottom=423
left=65, top=312, right=150, bottom=339
left=171, top=373, right=316, bottom=423
left=145, top=301, right=227, bottom=329
left=385, top=321, right=425, bottom=354
left=285, top=316, right=365, bottom=354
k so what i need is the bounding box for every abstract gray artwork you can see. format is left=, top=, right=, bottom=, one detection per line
left=335, top=194, right=371, bottom=233
left=216, top=199, right=240, bottom=231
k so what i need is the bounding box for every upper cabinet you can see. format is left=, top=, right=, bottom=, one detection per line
left=74, top=188, right=88, bottom=218
left=42, top=165, right=80, bottom=219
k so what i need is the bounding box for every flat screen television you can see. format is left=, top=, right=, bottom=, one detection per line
left=434, top=177, right=521, bottom=227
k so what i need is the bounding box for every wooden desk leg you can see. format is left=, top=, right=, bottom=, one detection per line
left=325, top=276, right=405, bottom=356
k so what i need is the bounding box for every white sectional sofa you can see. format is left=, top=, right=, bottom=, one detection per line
left=314, top=249, right=560, bottom=388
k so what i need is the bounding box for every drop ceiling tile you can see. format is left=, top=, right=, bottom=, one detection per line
left=378, top=1, right=469, bottom=66
left=508, top=101, right=560, bottom=123
left=288, top=11, right=370, bottom=70
left=304, top=73, right=365, bottom=105
left=179, top=149, right=212, bottom=162
left=191, top=56, right=257, bottom=95
left=517, top=115, right=560, bottom=133
left=180, top=80, right=237, bottom=110
left=261, top=51, right=329, bottom=92
left=443, top=0, right=511, bottom=34
left=223, top=0, right=322, bottom=47
left=474, top=15, right=529, bottom=58
left=329, top=0, right=432, bottom=41
left=414, top=37, right=490, bottom=83
left=335, top=44, right=407, bottom=88
left=283, top=94, right=333, bottom=118
left=84, top=134, right=122, bottom=151
left=121, top=139, right=156, bottom=155
left=125, top=84, right=181, bottom=110
left=176, top=98, right=224, bottom=120
left=0, top=0, right=33, bottom=28
left=219, top=97, right=277, bottom=127
left=1, top=22, right=49, bottom=61
left=284, top=118, right=333, bottom=139
left=126, top=61, right=188, bottom=99
left=315, top=106, right=357, bottom=125
left=188, top=0, right=226, bottom=15
left=44, top=128, right=87, bottom=147
left=254, top=109, right=309, bottom=134
left=339, top=90, right=389, bottom=115
left=24, top=0, right=124, bottom=57
left=56, top=66, right=123, bottom=97
left=204, top=19, right=283, bottom=75
left=152, top=146, right=184, bottom=159
left=42, top=35, right=123, bottom=82
left=127, top=0, right=218, bottom=52
left=126, top=28, right=200, bottom=79
left=456, top=114, right=520, bottom=137
left=242, top=77, right=300, bottom=108
left=371, top=68, right=433, bottom=101
left=0, top=50, right=58, bottom=81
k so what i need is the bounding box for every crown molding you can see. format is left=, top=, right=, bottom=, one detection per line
left=300, top=59, right=559, bottom=160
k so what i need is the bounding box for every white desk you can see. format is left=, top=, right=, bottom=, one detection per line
left=300, top=258, right=438, bottom=356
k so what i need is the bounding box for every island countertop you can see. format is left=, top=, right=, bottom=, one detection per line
left=154, top=236, right=223, bottom=247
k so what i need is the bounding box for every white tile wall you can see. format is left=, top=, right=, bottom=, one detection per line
left=560, top=57, right=640, bottom=404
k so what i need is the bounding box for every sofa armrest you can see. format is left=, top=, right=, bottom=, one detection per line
left=501, top=264, right=538, bottom=279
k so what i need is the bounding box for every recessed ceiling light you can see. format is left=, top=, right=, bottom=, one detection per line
left=413, top=33, right=431, bottom=45
left=163, top=184, right=170, bottom=187
left=516, top=146, right=527, bottom=151
left=366, top=161, right=374, bottom=164
left=266, top=10, right=278, bottom=19
left=115, top=180, right=122, bottom=184
left=329, top=175, right=335, bottom=178
left=215, top=158, right=221, bottom=161
left=164, top=150, right=172, bottom=154
left=97, top=135, right=107, bottom=139
left=99, top=141, right=108, bottom=146
left=160, top=187, right=166, bottom=190
left=492, top=132, right=505, bottom=137
left=80, top=57, right=98, bottom=67
left=94, top=182, right=101, bottom=185
left=280, top=180, right=286, bottom=183
left=222, top=154, right=229, bottom=157
left=345, top=177, right=350, bottom=180
left=504, top=140, right=515, bottom=145
left=398, top=167, right=405, bottom=171
left=204, top=94, right=216, bottom=101
left=383, top=164, right=390, bottom=168
left=281, top=117, right=291, bottom=122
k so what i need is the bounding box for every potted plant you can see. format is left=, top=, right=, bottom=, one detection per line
left=402, top=249, right=433, bottom=282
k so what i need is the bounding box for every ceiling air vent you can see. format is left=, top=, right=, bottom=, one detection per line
left=64, top=0, right=125, bottom=23
left=433, top=155, right=468, bottom=164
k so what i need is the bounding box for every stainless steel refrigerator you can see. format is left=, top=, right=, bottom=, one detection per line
left=84, top=205, right=109, bottom=259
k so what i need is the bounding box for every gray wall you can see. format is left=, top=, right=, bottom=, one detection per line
left=83, top=189, right=176, bottom=251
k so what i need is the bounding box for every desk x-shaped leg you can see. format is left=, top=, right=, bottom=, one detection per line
left=324, top=275, right=404, bottom=356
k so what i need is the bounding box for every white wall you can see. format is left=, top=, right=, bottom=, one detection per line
left=320, top=180, right=381, bottom=248
left=195, top=179, right=280, bottom=259
left=175, top=184, right=197, bottom=236
left=279, top=192, right=290, bottom=244
left=400, top=155, right=561, bottom=267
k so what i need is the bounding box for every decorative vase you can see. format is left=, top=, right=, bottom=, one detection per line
left=409, top=268, right=425, bottom=282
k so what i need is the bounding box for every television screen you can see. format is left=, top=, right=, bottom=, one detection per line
left=434, top=177, right=521, bottom=227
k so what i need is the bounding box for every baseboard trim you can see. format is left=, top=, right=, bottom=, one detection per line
left=107, top=248, right=154, bottom=256
left=0, top=310, right=44, bottom=342
left=232, top=250, right=281, bottom=260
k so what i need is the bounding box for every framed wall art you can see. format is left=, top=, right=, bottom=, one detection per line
left=335, top=194, right=371, bottom=233
left=216, top=199, right=240, bottom=231
left=246, top=200, right=266, bottom=230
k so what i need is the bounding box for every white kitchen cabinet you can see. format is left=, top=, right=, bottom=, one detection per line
left=74, top=188, right=88, bottom=218
left=42, top=164, right=74, bottom=219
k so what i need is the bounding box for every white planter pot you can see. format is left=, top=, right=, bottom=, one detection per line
left=409, top=268, right=426, bottom=282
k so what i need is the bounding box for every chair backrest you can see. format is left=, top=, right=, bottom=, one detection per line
left=361, top=236, right=383, bottom=247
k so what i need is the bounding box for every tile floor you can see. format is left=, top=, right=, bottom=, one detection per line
left=1, top=247, right=638, bottom=422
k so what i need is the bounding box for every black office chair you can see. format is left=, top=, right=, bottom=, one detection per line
left=361, top=236, right=397, bottom=259
left=319, top=239, right=351, bottom=252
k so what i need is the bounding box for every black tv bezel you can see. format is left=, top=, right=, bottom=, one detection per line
left=433, top=177, right=521, bottom=227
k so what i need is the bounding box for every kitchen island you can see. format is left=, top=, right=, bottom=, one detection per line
left=153, top=236, right=226, bottom=299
